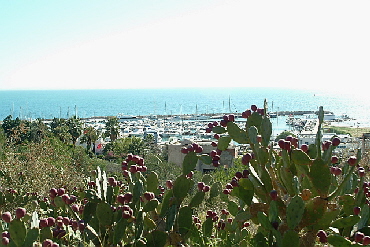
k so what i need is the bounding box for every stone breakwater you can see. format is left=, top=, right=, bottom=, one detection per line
left=75, top=110, right=331, bottom=122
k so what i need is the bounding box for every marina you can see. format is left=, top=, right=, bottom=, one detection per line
left=80, top=110, right=359, bottom=149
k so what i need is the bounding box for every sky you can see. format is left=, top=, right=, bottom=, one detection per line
left=1, top=0, right=370, bottom=90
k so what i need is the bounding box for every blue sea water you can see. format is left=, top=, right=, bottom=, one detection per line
left=1, top=87, right=370, bottom=127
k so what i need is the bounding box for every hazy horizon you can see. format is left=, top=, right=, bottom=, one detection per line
left=1, top=1, right=369, bottom=91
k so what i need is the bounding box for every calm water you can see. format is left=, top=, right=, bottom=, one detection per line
left=1, top=87, right=370, bottom=126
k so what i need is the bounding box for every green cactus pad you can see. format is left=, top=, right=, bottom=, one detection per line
left=228, top=200, right=239, bottom=216
left=202, top=217, right=213, bottom=237
left=39, top=227, right=52, bottom=243
left=173, top=175, right=193, bottom=200
left=327, top=234, right=352, bottom=247
left=286, top=195, right=305, bottom=229
left=165, top=204, right=177, bottom=231
left=146, top=172, right=159, bottom=193
left=251, top=232, right=268, bottom=247
left=83, top=202, right=97, bottom=223
left=144, top=215, right=156, bottom=231
left=9, top=219, right=26, bottom=247
left=53, top=196, right=65, bottom=208
left=96, top=202, right=113, bottom=227
left=309, top=158, right=331, bottom=198
left=146, top=230, right=167, bottom=247
left=261, top=116, right=272, bottom=147
left=291, top=149, right=311, bottom=165
left=24, top=228, right=39, bottom=247
left=331, top=215, right=360, bottom=228
left=202, top=174, right=212, bottom=184
left=235, top=211, right=251, bottom=223
left=279, top=166, right=295, bottom=196
left=113, top=218, right=129, bottom=245
left=339, top=195, right=356, bottom=216
left=246, top=112, right=263, bottom=130
left=159, top=189, right=173, bottom=217
left=143, top=199, right=159, bottom=212
left=302, top=196, right=328, bottom=227
left=358, top=204, right=369, bottom=230
left=267, top=201, right=278, bottom=223
left=282, top=230, right=299, bottom=247
left=227, top=121, right=249, bottom=144
left=218, top=136, right=232, bottom=151
left=257, top=211, right=272, bottom=230
left=237, top=178, right=254, bottom=206
left=198, top=154, right=212, bottom=165
left=248, top=126, right=258, bottom=144
left=182, top=152, right=198, bottom=175
left=189, top=191, right=205, bottom=208
left=210, top=181, right=222, bottom=199
left=212, top=126, right=227, bottom=134
left=178, top=206, right=192, bottom=235
left=315, top=209, right=340, bottom=231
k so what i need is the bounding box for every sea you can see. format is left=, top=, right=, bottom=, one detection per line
left=1, top=87, right=370, bottom=133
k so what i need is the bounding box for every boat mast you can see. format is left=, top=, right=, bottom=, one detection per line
left=229, top=95, right=231, bottom=113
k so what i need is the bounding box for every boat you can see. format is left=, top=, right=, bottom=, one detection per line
left=269, top=113, right=277, bottom=118
left=117, top=114, right=137, bottom=122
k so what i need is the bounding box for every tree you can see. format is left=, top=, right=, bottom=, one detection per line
left=28, top=119, right=49, bottom=143
left=66, top=116, right=83, bottom=146
left=274, top=130, right=296, bottom=142
left=80, top=126, right=100, bottom=152
left=103, top=136, right=145, bottom=161
left=50, top=118, right=71, bottom=144
left=104, top=117, right=120, bottom=142
left=1, top=115, right=29, bottom=144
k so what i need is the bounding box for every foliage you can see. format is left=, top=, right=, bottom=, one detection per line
left=66, top=116, right=83, bottom=146
left=274, top=130, right=296, bottom=142
left=80, top=126, right=100, bottom=152
left=103, top=116, right=120, bottom=142
left=1, top=102, right=370, bottom=247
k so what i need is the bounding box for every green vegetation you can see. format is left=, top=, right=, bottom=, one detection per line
left=274, top=130, right=296, bottom=142
left=1, top=103, right=370, bottom=247
left=324, top=125, right=370, bottom=137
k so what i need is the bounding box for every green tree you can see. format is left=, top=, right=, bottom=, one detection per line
left=66, top=116, right=83, bottom=146
left=50, top=118, right=71, bottom=144
left=104, top=116, right=120, bottom=142
left=103, top=136, right=145, bottom=161
left=28, top=119, right=49, bottom=143
left=274, top=130, right=296, bottom=142
left=80, top=126, right=100, bottom=152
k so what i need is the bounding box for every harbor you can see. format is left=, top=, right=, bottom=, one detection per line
left=79, top=110, right=359, bottom=149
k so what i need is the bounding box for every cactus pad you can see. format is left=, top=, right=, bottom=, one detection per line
left=227, top=122, right=249, bottom=144
left=178, top=206, right=192, bottom=235
left=309, top=158, right=331, bottom=198
left=9, top=219, right=26, bottom=247
left=182, top=152, right=198, bottom=175
left=286, top=195, right=305, bottom=229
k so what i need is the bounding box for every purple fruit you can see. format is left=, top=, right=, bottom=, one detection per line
left=15, top=208, right=26, bottom=219
left=270, top=190, right=278, bottom=201
left=251, top=105, right=258, bottom=112
left=242, top=153, right=252, bottom=165
left=332, top=137, right=341, bottom=146
left=353, top=206, right=361, bottom=216
left=197, top=182, right=205, bottom=191
left=355, top=232, right=365, bottom=243
left=1, top=212, right=12, bottom=223
left=2, top=237, right=9, bottom=245
left=301, top=144, right=309, bottom=153
left=348, top=156, right=357, bottom=166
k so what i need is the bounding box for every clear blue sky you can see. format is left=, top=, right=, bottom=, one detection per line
left=1, top=1, right=370, bottom=90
